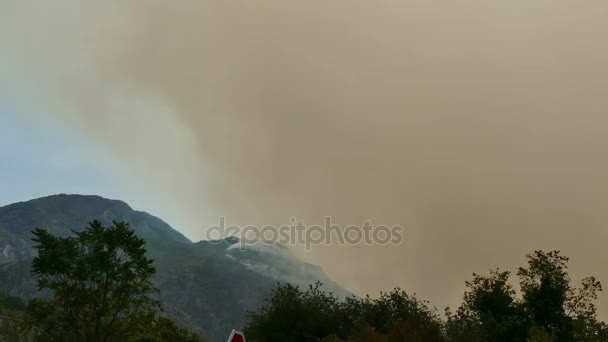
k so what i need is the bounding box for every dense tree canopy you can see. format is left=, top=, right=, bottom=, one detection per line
left=27, top=220, right=161, bottom=341
left=0, top=220, right=203, bottom=342
left=246, top=250, right=607, bottom=342
left=446, top=251, right=607, bottom=342
left=1, top=220, right=606, bottom=342
left=245, top=282, right=444, bottom=341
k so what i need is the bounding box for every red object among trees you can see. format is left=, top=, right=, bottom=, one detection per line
left=227, top=329, right=246, bottom=342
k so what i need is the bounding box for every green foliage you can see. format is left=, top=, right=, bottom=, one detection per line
left=340, top=288, right=445, bottom=341
left=445, top=269, right=527, bottom=342
left=518, top=251, right=573, bottom=341
left=126, top=314, right=204, bottom=342
left=0, top=293, right=28, bottom=342
left=245, top=282, right=444, bottom=342
left=245, top=281, right=342, bottom=341
left=0, top=293, right=26, bottom=316
left=527, top=326, right=555, bottom=342
left=9, top=220, right=203, bottom=342
left=0, top=203, right=606, bottom=342
left=446, top=250, right=607, bottom=342
left=248, top=250, right=607, bottom=342
left=0, top=194, right=350, bottom=341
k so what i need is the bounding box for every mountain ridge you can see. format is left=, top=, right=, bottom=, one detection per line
left=0, top=194, right=350, bottom=341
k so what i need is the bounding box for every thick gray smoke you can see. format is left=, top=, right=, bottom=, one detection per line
left=2, top=0, right=608, bottom=312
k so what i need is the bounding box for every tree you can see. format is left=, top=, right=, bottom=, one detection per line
left=245, top=282, right=342, bottom=341
left=517, top=250, right=608, bottom=342
left=518, top=251, right=574, bottom=341
left=126, top=314, right=204, bottom=342
left=447, top=250, right=606, bottom=342
left=341, top=288, right=445, bottom=342
left=527, top=325, right=555, bottom=342
left=0, top=293, right=28, bottom=342
left=26, top=220, right=162, bottom=341
left=445, top=269, right=527, bottom=342
left=245, top=283, right=444, bottom=342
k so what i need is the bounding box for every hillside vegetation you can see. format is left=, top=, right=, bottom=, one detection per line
left=0, top=195, right=348, bottom=341
left=245, top=251, right=607, bottom=341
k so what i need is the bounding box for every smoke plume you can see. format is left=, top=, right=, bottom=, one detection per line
left=2, top=0, right=608, bottom=311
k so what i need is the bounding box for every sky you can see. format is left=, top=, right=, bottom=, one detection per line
left=0, top=81, right=198, bottom=236
left=0, top=109, right=199, bottom=236
left=1, top=0, right=608, bottom=315
left=0, top=106, right=113, bottom=203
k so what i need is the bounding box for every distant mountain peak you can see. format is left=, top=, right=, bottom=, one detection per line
left=8, top=193, right=132, bottom=208
left=0, top=193, right=192, bottom=247
left=0, top=194, right=351, bottom=341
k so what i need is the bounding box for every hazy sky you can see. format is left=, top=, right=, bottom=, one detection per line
left=2, top=0, right=608, bottom=314
left=0, top=112, right=109, bottom=205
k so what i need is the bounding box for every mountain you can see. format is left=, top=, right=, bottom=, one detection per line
left=0, top=194, right=350, bottom=341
